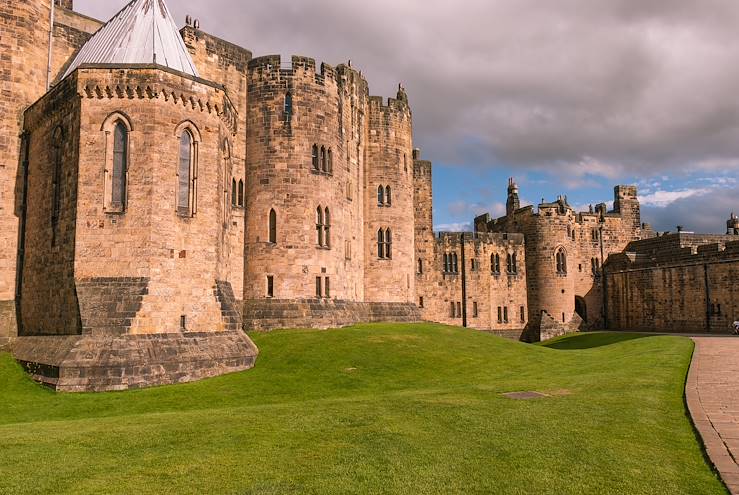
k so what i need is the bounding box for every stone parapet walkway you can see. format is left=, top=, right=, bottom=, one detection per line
left=686, top=337, right=739, bottom=494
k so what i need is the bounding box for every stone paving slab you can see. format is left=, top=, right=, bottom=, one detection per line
left=687, top=337, right=739, bottom=494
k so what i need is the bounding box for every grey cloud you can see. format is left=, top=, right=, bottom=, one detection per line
left=641, top=187, right=739, bottom=234
left=76, top=0, right=739, bottom=193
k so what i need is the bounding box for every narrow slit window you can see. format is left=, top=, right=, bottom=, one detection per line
left=321, top=146, right=327, bottom=172
left=231, top=178, right=237, bottom=207
left=385, top=186, right=392, bottom=206
left=377, top=229, right=385, bottom=258
left=284, top=92, right=293, bottom=123
left=324, top=277, right=330, bottom=298
left=312, top=145, right=319, bottom=171
left=269, top=209, right=277, bottom=243
left=385, top=228, right=392, bottom=259
left=267, top=276, right=274, bottom=298
left=177, top=130, right=193, bottom=216
left=315, top=277, right=322, bottom=298
left=316, top=207, right=324, bottom=246
left=238, top=180, right=244, bottom=207
left=377, top=185, right=384, bottom=206
left=324, top=207, right=331, bottom=248
left=111, top=122, right=128, bottom=209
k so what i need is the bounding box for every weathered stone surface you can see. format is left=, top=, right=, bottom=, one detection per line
left=243, top=299, right=420, bottom=331
left=0, top=300, right=16, bottom=347
left=605, top=235, right=739, bottom=333
left=12, top=330, right=258, bottom=392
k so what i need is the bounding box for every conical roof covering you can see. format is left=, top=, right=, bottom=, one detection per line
left=62, top=0, right=199, bottom=80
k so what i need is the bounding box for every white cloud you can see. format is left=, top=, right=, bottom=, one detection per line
left=639, top=188, right=711, bottom=207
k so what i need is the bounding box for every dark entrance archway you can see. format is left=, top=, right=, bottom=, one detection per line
left=575, top=296, right=587, bottom=323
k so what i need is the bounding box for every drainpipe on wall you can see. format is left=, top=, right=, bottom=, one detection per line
left=47, top=0, right=55, bottom=91
left=704, top=264, right=711, bottom=333
left=460, top=233, right=467, bottom=328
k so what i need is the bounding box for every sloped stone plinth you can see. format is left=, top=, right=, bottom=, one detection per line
left=12, top=331, right=258, bottom=392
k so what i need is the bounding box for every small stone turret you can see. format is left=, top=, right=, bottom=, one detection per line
left=728, top=213, right=739, bottom=235
left=506, top=178, right=520, bottom=216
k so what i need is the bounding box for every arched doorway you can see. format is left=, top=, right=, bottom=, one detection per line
left=575, top=296, right=587, bottom=323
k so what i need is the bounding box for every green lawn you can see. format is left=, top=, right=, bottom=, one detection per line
left=0, top=324, right=726, bottom=495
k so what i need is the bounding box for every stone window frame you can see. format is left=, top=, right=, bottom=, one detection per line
left=174, top=120, right=201, bottom=218
left=506, top=252, right=518, bottom=275
left=417, top=258, right=423, bottom=275
left=473, top=301, right=478, bottom=318
left=377, top=228, right=392, bottom=259
left=266, top=275, right=274, bottom=298
left=316, top=206, right=331, bottom=249
left=311, top=144, right=333, bottom=176
left=555, top=246, right=568, bottom=275
left=284, top=92, right=293, bottom=124
left=101, top=112, right=133, bottom=214
left=491, top=253, right=501, bottom=275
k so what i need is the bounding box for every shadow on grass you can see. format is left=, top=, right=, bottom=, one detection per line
left=541, top=332, right=659, bottom=350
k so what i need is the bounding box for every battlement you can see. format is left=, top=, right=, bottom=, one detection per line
left=180, top=26, right=252, bottom=72
left=413, top=159, right=432, bottom=178
left=247, top=55, right=338, bottom=86
left=435, top=231, right=525, bottom=248
left=607, top=235, right=739, bottom=271
left=368, top=94, right=410, bottom=115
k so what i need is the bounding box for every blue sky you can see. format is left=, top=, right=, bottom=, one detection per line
left=76, top=0, right=739, bottom=234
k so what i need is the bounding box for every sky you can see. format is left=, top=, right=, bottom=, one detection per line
left=75, top=0, right=739, bottom=234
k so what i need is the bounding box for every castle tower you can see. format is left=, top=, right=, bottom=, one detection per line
left=0, top=0, right=53, bottom=343
left=13, top=0, right=258, bottom=391
left=613, top=185, right=641, bottom=237
left=363, top=85, right=416, bottom=304
left=506, top=178, right=520, bottom=216
left=728, top=213, right=739, bottom=235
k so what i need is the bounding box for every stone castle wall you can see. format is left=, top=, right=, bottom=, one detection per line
left=413, top=156, right=529, bottom=339
left=605, top=235, right=739, bottom=333
left=476, top=186, right=642, bottom=339
left=0, top=0, right=53, bottom=343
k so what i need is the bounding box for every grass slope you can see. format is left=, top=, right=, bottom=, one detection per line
left=0, top=324, right=726, bottom=495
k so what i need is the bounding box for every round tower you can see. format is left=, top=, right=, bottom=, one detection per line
left=0, top=0, right=52, bottom=340
left=244, top=55, right=366, bottom=304
left=524, top=199, right=577, bottom=337
left=363, top=86, right=416, bottom=303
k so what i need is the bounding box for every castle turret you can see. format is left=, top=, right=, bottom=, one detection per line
left=506, top=178, right=520, bottom=216
left=728, top=213, right=739, bottom=235
left=0, top=0, right=53, bottom=343
left=613, top=185, right=641, bottom=237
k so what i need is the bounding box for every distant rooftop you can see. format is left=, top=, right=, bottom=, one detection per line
left=62, top=0, right=199, bottom=80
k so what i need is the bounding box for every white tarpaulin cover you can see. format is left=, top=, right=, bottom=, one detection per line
left=62, top=0, right=199, bottom=80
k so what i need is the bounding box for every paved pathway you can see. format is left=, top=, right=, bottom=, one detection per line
left=687, top=337, right=739, bottom=494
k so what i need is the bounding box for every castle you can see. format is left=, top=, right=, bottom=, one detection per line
left=1, top=0, right=737, bottom=392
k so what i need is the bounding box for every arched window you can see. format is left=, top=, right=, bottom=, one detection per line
left=238, top=180, right=244, bottom=207
left=324, top=207, right=331, bottom=248
left=511, top=253, right=517, bottom=274
left=385, top=228, right=392, bottom=259
left=556, top=248, right=567, bottom=274
left=418, top=258, right=423, bottom=274
left=269, top=209, right=277, bottom=243
left=312, top=145, right=319, bottom=171
left=177, top=130, right=194, bottom=216
left=321, top=146, right=327, bottom=172
left=444, top=253, right=449, bottom=272
left=316, top=207, right=324, bottom=246
left=377, top=185, right=384, bottom=206
left=284, top=92, right=293, bottom=123
left=232, top=178, right=237, bottom=207
left=452, top=253, right=458, bottom=273
left=492, top=253, right=500, bottom=274
left=385, top=186, right=392, bottom=206
left=377, top=229, right=385, bottom=258
left=111, top=122, right=128, bottom=209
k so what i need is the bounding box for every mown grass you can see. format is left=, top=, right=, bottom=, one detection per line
left=0, top=324, right=726, bottom=494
